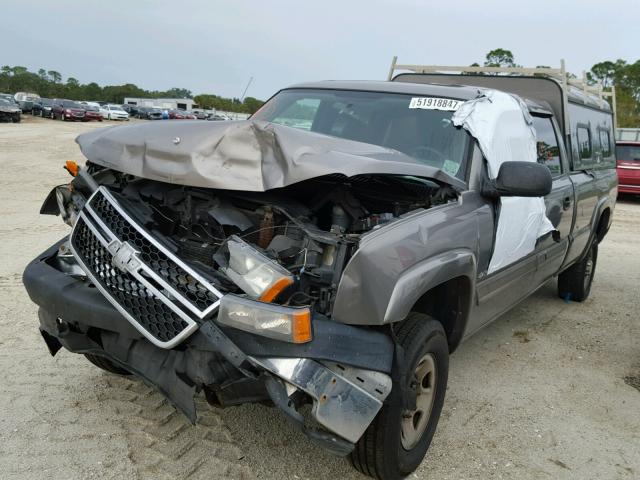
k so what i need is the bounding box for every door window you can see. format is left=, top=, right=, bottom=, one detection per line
left=532, top=116, right=562, bottom=175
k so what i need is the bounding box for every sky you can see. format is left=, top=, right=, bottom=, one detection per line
left=2, top=0, right=639, bottom=100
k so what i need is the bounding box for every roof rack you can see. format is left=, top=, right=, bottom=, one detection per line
left=387, top=57, right=617, bottom=128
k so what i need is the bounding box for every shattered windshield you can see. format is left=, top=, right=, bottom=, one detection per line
left=252, top=88, right=469, bottom=179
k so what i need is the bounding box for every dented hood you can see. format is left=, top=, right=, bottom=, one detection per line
left=76, top=120, right=466, bottom=191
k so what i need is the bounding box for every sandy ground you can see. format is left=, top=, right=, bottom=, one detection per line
left=1, top=116, right=639, bottom=480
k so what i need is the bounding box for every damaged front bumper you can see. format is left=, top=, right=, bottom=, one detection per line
left=23, top=239, right=394, bottom=454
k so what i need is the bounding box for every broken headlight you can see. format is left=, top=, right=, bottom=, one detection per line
left=217, top=236, right=294, bottom=302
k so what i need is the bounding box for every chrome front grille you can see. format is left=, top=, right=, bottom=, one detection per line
left=70, top=187, right=223, bottom=348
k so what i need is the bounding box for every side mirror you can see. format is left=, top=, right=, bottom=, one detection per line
left=482, top=161, right=552, bottom=198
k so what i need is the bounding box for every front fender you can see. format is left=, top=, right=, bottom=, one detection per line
left=383, top=249, right=476, bottom=324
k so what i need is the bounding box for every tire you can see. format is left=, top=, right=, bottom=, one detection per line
left=84, top=353, right=131, bottom=375
left=350, top=313, right=449, bottom=480
left=13, top=115, right=21, bottom=123
left=558, top=242, right=598, bottom=302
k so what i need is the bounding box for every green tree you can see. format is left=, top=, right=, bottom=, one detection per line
left=47, top=70, right=62, bottom=83
left=0, top=65, right=265, bottom=113
left=11, top=66, right=28, bottom=76
left=484, top=49, right=517, bottom=68
left=588, top=59, right=640, bottom=127
left=242, top=96, right=263, bottom=114
left=164, top=87, right=192, bottom=98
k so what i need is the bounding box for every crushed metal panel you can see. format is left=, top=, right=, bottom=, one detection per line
left=452, top=89, right=554, bottom=274
left=75, top=120, right=466, bottom=192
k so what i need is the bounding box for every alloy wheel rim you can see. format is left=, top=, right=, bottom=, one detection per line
left=401, top=353, right=437, bottom=450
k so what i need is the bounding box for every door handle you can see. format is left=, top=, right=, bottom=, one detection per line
left=562, top=196, right=571, bottom=210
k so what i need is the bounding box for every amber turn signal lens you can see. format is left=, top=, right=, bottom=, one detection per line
left=291, top=310, right=312, bottom=344
left=65, top=160, right=79, bottom=177
left=259, top=277, right=294, bottom=303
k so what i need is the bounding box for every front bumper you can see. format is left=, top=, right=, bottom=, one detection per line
left=23, top=239, right=394, bottom=453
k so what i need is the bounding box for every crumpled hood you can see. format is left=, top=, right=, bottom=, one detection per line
left=76, top=120, right=466, bottom=191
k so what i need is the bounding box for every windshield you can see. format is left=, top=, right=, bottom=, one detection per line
left=617, top=145, right=640, bottom=162
left=0, top=98, right=14, bottom=106
left=251, top=88, right=469, bottom=178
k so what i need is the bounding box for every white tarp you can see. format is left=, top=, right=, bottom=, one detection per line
left=452, top=89, right=554, bottom=274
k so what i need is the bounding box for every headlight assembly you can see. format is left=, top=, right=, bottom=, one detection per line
left=217, top=294, right=312, bottom=343
left=217, top=235, right=294, bottom=302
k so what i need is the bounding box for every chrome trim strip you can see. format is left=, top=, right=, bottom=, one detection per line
left=249, top=356, right=391, bottom=443
left=617, top=165, right=640, bottom=170
left=70, top=215, right=198, bottom=349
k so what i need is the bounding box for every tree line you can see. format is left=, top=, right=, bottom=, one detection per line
left=470, top=49, right=640, bottom=127
left=0, top=66, right=264, bottom=114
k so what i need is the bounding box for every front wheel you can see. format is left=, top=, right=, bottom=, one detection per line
left=351, top=313, right=449, bottom=480
left=558, top=242, right=598, bottom=302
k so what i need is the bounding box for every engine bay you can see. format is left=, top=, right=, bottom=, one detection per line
left=67, top=165, right=457, bottom=316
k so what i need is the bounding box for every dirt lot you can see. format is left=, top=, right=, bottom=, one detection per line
left=1, top=116, right=639, bottom=480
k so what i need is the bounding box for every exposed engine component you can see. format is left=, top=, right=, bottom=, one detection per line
left=69, top=167, right=456, bottom=315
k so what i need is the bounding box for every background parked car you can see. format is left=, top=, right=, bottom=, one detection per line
left=13, top=92, right=40, bottom=113
left=51, top=99, right=86, bottom=121
left=82, top=104, right=103, bottom=122
left=137, top=106, right=163, bottom=120
left=120, top=104, right=139, bottom=117
left=192, top=111, right=208, bottom=120
left=100, top=104, right=129, bottom=121
left=0, top=93, right=22, bottom=110
left=168, top=109, right=188, bottom=119
left=80, top=101, right=100, bottom=108
left=33, top=98, right=53, bottom=117
left=616, top=141, right=640, bottom=195
left=207, top=112, right=232, bottom=121
left=0, top=98, right=21, bottom=123
left=17, top=99, right=35, bottom=113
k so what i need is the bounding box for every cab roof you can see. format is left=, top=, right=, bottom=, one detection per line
left=283, top=80, right=552, bottom=115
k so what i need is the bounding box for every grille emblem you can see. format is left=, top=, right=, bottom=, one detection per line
left=107, top=240, right=141, bottom=273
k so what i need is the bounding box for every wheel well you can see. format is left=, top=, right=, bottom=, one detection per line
left=595, top=208, right=611, bottom=243
left=410, top=276, right=472, bottom=353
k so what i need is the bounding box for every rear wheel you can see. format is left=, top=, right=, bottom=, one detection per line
left=558, top=242, right=598, bottom=302
left=350, top=313, right=449, bottom=480
left=84, top=353, right=131, bottom=375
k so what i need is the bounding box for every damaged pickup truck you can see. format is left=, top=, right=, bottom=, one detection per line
left=24, top=78, right=616, bottom=479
